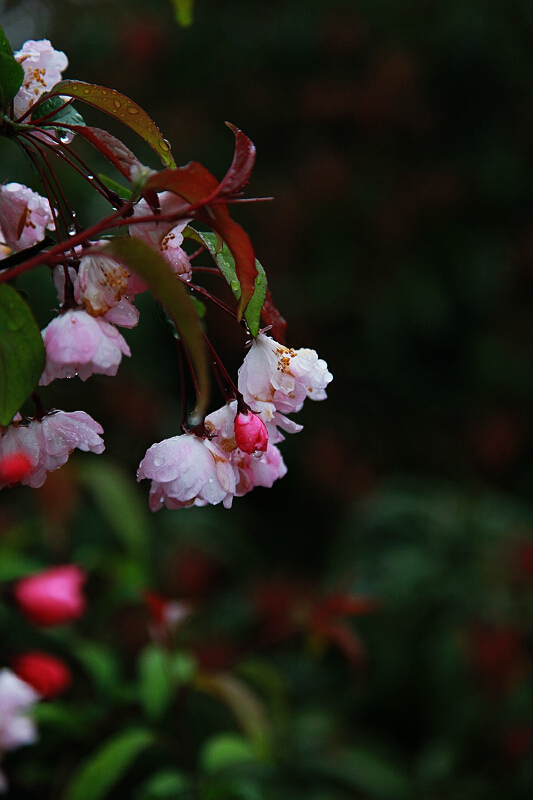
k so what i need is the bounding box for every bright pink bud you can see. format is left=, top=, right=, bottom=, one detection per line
left=13, top=565, right=86, bottom=627
left=234, top=411, right=269, bottom=454
left=12, top=652, right=72, bottom=698
left=0, top=452, right=34, bottom=484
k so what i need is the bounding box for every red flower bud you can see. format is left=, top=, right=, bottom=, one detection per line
left=13, top=565, right=87, bottom=627
left=12, top=652, right=72, bottom=698
left=234, top=411, right=268, bottom=454
left=0, top=452, right=34, bottom=484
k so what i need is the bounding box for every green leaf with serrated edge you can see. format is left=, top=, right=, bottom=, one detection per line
left=0, top=284, right=45, bottom=425
left=47, top=80, right=176, bottom=168
left=0, top=52, right=23, bottom=110
left=96, top=237, right=209, bottom=418
left=171, top=0, right=195, bottom=27
left=139, top=644, right=174, bottom=721
left=185, top=229, right=267, bottom=336
left=98, top=173, right=132, bottom=199
left=31, top=95, right=85, bottom=129
left=62, top=728, right=155, bottom=800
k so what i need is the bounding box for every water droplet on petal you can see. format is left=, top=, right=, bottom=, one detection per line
left=208, top=477, right=214, bottom=483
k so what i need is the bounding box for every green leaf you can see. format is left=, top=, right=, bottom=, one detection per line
left=31, top=95, right=85, bottom=129
left=138, top=644, right=174, bottom=721
left=62, top=728, right=156, bottom=800
left=78, top=459, right=151, bottom=564
left=170, top=650, right=197, bottom=686
left=171, top=0, right=195, bottom=27
left=0, top=28, right=23, bottom=110
left=71, top=638, right=122, bottom=698
left=199, top=734, right=257, bottom=774
left=135, top=769, right=192, bottom=800
left=0, top=283, right=45, bottom=425
left=312, top=747, right=412, bottom=799
left=48, top=81, right=176, bottom=168
left=185, top=230, right=266, bottom=337
left=0, top=53, right=23, bottom=110
left=97, top=237, right=209, bottom=419
left=98, top=173, right=132, bottom=200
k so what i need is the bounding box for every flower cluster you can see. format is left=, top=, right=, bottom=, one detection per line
left=0, top=37, right=332, bottom=511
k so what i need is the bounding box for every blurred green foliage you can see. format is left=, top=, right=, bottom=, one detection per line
left=3, top=0, right=533, bottom=797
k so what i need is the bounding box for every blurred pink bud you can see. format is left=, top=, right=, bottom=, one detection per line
left=12, top=652, right=72, bottom=698
left=234, top=411, right=268, bottom=454
left=40, top=309, right=131, bottom=384
left=13, top=565, right=87, bottom=627
left=0, top=183, right=54, bottom=254
left=0, top=452, right=34, bottom=485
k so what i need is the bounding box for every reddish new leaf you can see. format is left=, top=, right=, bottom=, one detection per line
left=70, top=126, right=142, bottom=181
left=48, top=80, right=176, bottom=168
left=219, top=123, right=256, bottom=196
left=261, top=288, right=287, bottom=344
left=145, top=165, right=257, bottom=319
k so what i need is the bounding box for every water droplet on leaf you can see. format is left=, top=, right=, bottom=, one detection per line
left=113, top=99, right=121, bottom=109
left=230, top=279, right=239, bottom=293
left=127, top=106, right=140, bottom=115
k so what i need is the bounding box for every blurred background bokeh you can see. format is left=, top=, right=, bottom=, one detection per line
left=4, top=1, right=533, bottom=797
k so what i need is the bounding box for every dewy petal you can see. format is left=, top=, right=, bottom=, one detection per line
left=0, top=183, right=54, bottom=254
left=13, top=39, right=68, bottom=118
left=40, top=310, right=130, bottom=385
left=130, top=196, right=192, bottom=280
left=77, top=252, right=130, bottom=316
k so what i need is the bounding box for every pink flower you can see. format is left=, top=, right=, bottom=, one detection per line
left=233, top=410, right=268, bottom=454
left=0, top=183, right=54, bottom=254
left=130, top=194, right=192, bottom=281
left=40, top=309, right=131, bottom=384
left=137, top=432, right=236, bottom=511
left=13, top=39, right=68, bottom=119
left=0, top=668, right=40, bottom=752
left=0, top=410, right=104, bottom=489
left=238, top=332, right=333, bottom=423
left=12, top=652, right=72, bottom=698
left=13, top=565, right=87, bottom=626
left=76, top=250, right=130, bottom=316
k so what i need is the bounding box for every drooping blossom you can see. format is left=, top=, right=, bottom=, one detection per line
left=137, top=431, right=236, bottom=511
left=130, top=194, right=192, bottom=281
left=0, top=410, right=104, bottom=489
left=233, top=410, right=268, bottom=454
left=238, top=332, right=333, bottom=426
left=13, top=39, right=68, bottom=119
left=0, top=183, right=54, bottom=255
left=52, top=263, right=139, bottom=329
left=12, top=652, right=72, bottom=698
left=204, top=401, right=286, bottom=499
left=40, top=308, right=131, bottom=384
left=13, top=565, right=87, bottom=627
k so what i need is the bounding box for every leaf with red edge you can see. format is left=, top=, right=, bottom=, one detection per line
left=261, top=288, right=287, bottom=344
left=70, top=126, right=142, bottom=181
left=219, top=123, right=256, bottom=196
left=144, top=166, right=257, bottom=319
left=95, top=237, right=209, bottom=419
left=47, top=81, right=176, bottom=168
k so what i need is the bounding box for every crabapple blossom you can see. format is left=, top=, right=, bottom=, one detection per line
left=0, top=183, right=54, bottom=254
left=0, top=667, right=40, bottom=752
left=238, top=332, right=333, bottom=425
left=13, top=39, right=68, bottom=119
left=0, top=410, right=104, bottom=489
left=13, top=565, right=87, bottom=626
left=130, top=194, right=192, bottom=281
left=12, top=652, right=72, bottom=698
left=137, top=432, right=236, bottom=511
left=76, top=250, right=130, bottom=316
left=234, top=410, right=269, bottom=454
left=40, top=309, right=131, bottom=384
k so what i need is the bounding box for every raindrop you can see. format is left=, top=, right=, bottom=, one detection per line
left=83, top=88, right=90, bottom=94
left=208, top=477, right=214, bottom=483
left=230, top=279, right=239, bottom=293
left=127, top=106, right=140, bottom=115
left=153, top=456, right=164, bottom=467
left=87, top=174, right=94, bottom=181
left=113, top=99, right=121, bottom=109
left=163, top=138, right=172, bottom=149
left=58, top=132, right=71, bottom=144
left=255, top=275, right=262, bottom=286
left=67, top=223, right=77, bottom=236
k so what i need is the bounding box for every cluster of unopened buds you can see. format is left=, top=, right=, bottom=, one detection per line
left=0, top=37, right=333, bottom=511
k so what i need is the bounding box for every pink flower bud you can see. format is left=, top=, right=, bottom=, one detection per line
left=13, top=565, right=86, bottom=627
left=0, top=452, right=34, bottom=484
left=234, top=411, right=269, bottom=454
left=12, top=652, right=72, bottom=698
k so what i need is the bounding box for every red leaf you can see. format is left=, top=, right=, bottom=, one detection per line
left=219, top=123, right=256, bottom=196
left=261, top=288, right=287, bottom=344
left=70, top=126, right=142, bottom=181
